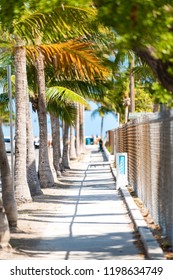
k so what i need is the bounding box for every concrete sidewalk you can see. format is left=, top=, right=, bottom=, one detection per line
left=21, top=146, right=153, bottom=260
left=3, top=145, right=164, bottom=260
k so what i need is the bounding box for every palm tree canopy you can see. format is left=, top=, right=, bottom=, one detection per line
left=2, top=4, right=97, bottom=43
left=46, top=86, right=88, bottom=125
left=26, top=39, right=109, bottom=81
left=1, top=4, right=111, bottom=107
left=91, top=105, right=117, bottom=119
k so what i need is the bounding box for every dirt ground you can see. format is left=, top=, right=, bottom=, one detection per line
left=1, top=148, right=78, bottom=259
left=127, top=186, right=173, bottom=260
left=0, top=184, right=66, bottom=259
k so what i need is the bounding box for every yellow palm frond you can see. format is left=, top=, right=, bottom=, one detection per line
left=26, top=39, right=109, bottom=81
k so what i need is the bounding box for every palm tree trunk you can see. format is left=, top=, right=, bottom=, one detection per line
left=69, top=125, right=77, bottom=160
left=61, top=122, right=70, bottom=169
left=79, top=104, right=85, bottom=154
left=130, top=55, right=135, bottom=113
left=50, top=114, right=62, bottom=177
left=125, top=105, right=129, bottom=123
left=75, top=103, right=80, bottom=157
left=0, top=123, right=18, bottom=227
left=26, top=90, right=43, bottom=196
left=14, top=46, right=32, bottom=202
left=0, top=198, right=10, bottom=248
left=100, top=116, right=104, bottom=139
left=36, top=51, right=54, bottom=188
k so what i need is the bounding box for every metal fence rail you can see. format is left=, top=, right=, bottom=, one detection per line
left=114, top=111, right=173, bottom=247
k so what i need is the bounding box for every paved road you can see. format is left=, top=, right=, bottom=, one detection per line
left=18, top=146, right=145, bottom=260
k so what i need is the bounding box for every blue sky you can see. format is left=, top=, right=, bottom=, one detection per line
left=84, top=102, right=118, bottom=137
left=32, top=101, right=118, bottom=138
left=2, top=102, right=118, bottom=138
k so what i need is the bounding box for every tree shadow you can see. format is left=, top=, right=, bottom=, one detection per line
left=10, top=230, right=145, bottom=260
left=6, top=148, right=146, bottom=260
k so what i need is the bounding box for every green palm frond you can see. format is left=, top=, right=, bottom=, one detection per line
left=0, top=92, right=9, bottom=104
left=0, top=39, right=14, bottom=48
left=91, top=104, right=117, bottom=120
left=0, top=70, right=7, bottom=90
left=49, top=79, right=106, bottom=101
left=0, top=111, right=11, bottom=123
left=133, top=62, right=154, bottom=80
left=91, top=108, right=101, bottom=119
left=46, top=86, right=89, bottom=124
left=60, top=104, right=77, bottom=125
left=46, top=86, right=88, bottom=106
left=47, top=99, right=77, bottom=125
left=14, top=6, right=96, bottom=43
left=0, top=48, right=14, bottom=66
left=43, top=6, right=97, bottom=41
left=0, top=92, right=10, bottom=123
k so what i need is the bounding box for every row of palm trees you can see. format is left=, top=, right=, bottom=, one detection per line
left=0, top=4, right=112, bottom=246
left=0, top=2, right=158, bottom=248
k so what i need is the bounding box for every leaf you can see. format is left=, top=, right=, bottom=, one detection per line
left=46, top=86, right=88, bottom=106
left=26, top=39, right=109, bottom=81
left=13, top=6, right=97, bottom=43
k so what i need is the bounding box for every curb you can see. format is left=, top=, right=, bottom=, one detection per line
left=111, top=167, right=166, bottom=260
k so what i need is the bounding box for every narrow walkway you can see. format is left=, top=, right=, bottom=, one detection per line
left=1, top=146, right=147, bottom=260
left=20, top=146, right=145, bottom=260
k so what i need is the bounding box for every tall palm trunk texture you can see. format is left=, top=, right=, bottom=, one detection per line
left=130, top=56, right=135, bottom=113
left=69, top=125, right=77, bottom=160
left=0, top=123, right=18, bottom=227
left=75, top=103, right=80, bottom=157
left=100, top=116, right=104, bottom=139
left=50, top=114, right=62, bottom=177
left=36, top=51, right=54, bottom=188
left=0, top=198, right=10, bottom=249
left=61, top=122, right=70, bottom=170
left=79, top=104, right=85, bottom=154
left=26, top=90, right=43, bottom=196
left=14, top=46, right=32, bottom=203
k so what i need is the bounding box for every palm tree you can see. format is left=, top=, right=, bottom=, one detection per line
left=51, top=79, right=106, bottom=157
left=106, top=50, right=156, bottom=122
left=35, top=51, right=55, bottom=188
left=75, top=103, right=85, bottom=156
left=46, top=86, right=88, bottom=172
left=28, top=38, right=108, bottom=178
left=91, top=103, right=117, bottom=139
left=26, top=86, right=43, bottom=196
left=129, top=53, right=135, bottom=113
left=61, top=121, right=70, bottom=170
left=0, top=91, right=17, bottom=227
left=1, top=4, right=109, bottom=198
left=69, top=124, right=77, bottom=160
left=0, top=197, right=10, bottom=248
left=23, top=5, right=108, bottom=186
left=14, top=45, right=32, bottom=202
left=75, top=103, right=80, bottom=157
left=0, top=1, right=110, bottom=244
left=0, top=123, right=18, bottom=227
left=79, top=104, right=85, bottom=154
left=26, top=40, right=108, bottom=186
left=0, top=34, right=38, bottom=202
left=50, top=114, right=62, bottom=177
left=47, top=80, right=103, bottom=164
